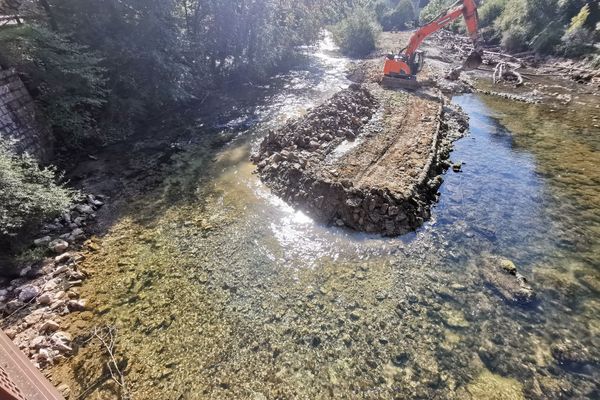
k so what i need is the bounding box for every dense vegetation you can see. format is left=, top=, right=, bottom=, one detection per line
left=421, top=0, right=599, bottom=58
left=0, top=138, right=76, bottom=240
left=0, top=0, right=330, bottom=146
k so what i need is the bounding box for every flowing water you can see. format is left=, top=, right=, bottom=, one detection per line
left=54, top=36, right=600, bottom=399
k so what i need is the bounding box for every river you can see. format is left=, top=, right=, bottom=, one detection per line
left=52, top=35, right=600, bottom=399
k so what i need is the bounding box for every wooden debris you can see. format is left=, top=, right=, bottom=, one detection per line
left=493, top=62, right=524, bottom=87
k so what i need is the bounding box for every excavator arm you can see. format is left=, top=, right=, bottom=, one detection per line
left=405, top=0, right=479, bottom=58
left=382, top=0, right=482, bottom=88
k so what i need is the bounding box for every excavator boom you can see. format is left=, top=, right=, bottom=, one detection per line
left=382, top=0, right=482, bottom=89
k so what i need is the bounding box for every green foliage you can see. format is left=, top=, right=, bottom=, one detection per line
left=0, top=139, right=77, bottom=237
left=479, top=0, right=509, bottom=27
left=45, top=0, right=191, bottom=142
left=333, top=8, right=381, bottom=57
left=379, top=0, right=417, bottom=31
left=567, top=4, right=590, bottom=33
left=420, top=0, right=454, bottom=23
left=560, top=25, right=596, bottom=56
left=494, top=0, right=564, bottom=53
left=0, top=24, right=107, bottom=143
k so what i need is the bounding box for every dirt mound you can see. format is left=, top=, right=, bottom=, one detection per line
left=252, top=84, right=467, bottom=235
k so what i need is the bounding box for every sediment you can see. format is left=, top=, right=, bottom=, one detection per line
left=252, top=83, right=468, bottom=235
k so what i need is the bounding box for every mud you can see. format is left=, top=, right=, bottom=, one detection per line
left=253, top=84, right=467, bottom=235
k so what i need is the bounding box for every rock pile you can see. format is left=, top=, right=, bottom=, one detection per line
left=0, top=193, right=104, bottom=368
left=253, top=84, right=466, bottom=235
left=254, top=83, right=377, bottom=168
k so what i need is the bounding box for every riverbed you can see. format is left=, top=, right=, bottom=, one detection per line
left=50, top=35, right=600, bottom=399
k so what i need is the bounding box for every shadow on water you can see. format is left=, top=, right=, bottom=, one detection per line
left=52, top=36, right=600, bottom=399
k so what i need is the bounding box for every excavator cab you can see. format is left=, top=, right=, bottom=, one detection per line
left=410, top=51, right=425, bottom=75
left=382, top=50, right=424, bottom=90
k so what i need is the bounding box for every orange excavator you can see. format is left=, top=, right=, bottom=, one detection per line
left=382, top=0, right=482, bottom=89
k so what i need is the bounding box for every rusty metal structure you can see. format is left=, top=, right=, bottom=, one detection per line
left=0, top=330, right=64, bottom=400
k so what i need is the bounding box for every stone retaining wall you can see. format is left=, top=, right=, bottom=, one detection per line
left=0, top=69, right=52, bottom=162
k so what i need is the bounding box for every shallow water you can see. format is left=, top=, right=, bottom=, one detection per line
left=55, top=36, right=600, bottom=399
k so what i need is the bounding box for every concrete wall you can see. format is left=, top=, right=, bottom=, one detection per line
left=0, top=69, right=53, bottom=162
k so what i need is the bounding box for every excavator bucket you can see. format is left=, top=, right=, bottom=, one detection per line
left=463, top=50, right=483, bottom=71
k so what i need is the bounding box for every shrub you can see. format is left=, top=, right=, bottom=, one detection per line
left=0, top=139, right=77, bottom=238
left=530, top=22, right=564, bottom=53
left=501, top=25, right=529, bottom=52
left=479, top=0, right=509, bottom=27
left=560, top=26, right=596, bottom=56
left=379, top=0, right=416, bottom=31
left=333, top=9, right=381, bottom=57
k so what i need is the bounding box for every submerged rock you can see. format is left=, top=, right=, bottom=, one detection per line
left=480, top=256, right=535, bottom=304
left=18, top=285, right=40, bottom=302
left=462, top=369, right=525, bottom=400
left=551, top=340, right=596, bottom=366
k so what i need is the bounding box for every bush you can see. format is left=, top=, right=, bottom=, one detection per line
left=479, top=0, right=509, bottom=26
left=501, top=25, right=529, bottom=52
left=333, top=9, right=381, bottom=57
left=530, top=22, right=564, bottom=53
left=560, top=26, right=596, bottom=56
left=0, top=139, right=77, bottom=237
left=379, top=0, right=416, bottom=31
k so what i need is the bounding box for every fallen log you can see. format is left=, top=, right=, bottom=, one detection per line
left=484, top=50, right=526, bottom=65
left=493, top=62, right=524, bottom=87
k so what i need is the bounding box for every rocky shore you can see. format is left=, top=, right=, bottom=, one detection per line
left=252, top=83, right=468, bottom=235
left=0, top=194, right=104, bottom=378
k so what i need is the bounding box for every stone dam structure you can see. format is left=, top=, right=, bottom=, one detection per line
left=252, top=84, right=467, bottom=236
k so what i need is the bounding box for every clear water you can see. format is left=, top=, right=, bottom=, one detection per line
left=52, top=35, right=600, bottom=399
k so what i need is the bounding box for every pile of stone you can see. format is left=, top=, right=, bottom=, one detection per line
left=254, top=83, right=377, bottom=170
left=0, top=193, right=104, bottom=368
left=253, top=84, right=466, bottom=235
left=33, top=193, right=105, bottom=253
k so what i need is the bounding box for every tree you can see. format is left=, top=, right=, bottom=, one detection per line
left=0, top=24, right=107, bottom=143
left=333, top=8, right=381, bottom=57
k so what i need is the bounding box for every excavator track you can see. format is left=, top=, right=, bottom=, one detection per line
left=381, top=75, right=421, bottom=90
